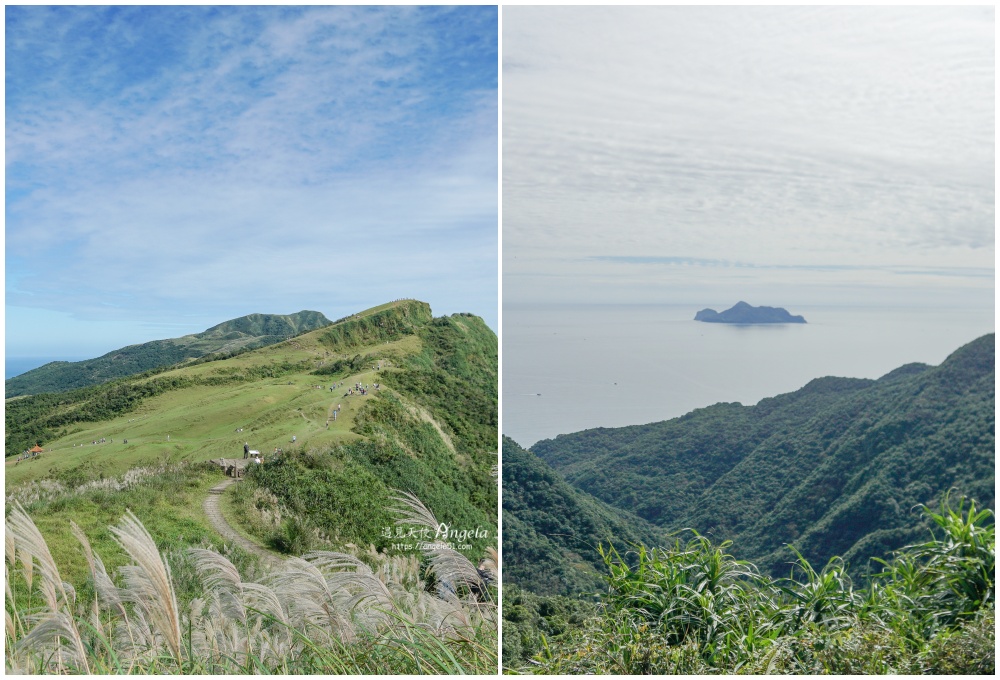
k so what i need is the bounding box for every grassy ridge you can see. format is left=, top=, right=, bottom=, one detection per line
left=230, top=311, right=499, bottom=560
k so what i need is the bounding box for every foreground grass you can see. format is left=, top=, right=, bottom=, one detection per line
left=5, top=462, right=228, bottom=588
left=6, top=491, right=497, bottom=674
left=509, top=495, right=993, bottom=674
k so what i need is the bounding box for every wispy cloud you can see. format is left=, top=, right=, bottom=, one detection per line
left=503, top=6, right=993, bottom=307
left=6, top=6, right=497, bottom=353
left=591, top=256, right=994, bottom=279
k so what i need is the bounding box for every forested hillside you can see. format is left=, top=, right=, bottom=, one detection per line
left=502, top=437, right=662, bottom=596
left=531, top=333, right=994, bottom=578
left=5, top=310, right=332, bottom=397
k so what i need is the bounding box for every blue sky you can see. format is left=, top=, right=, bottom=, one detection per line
left=6, top=5, right=498, bottom=358
left=503, top=6, right=994, bottom=313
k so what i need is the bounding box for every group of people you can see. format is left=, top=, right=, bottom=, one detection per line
left=14, top=450, right=39, bottom=462
left=347, top=382, right=381, bottom=397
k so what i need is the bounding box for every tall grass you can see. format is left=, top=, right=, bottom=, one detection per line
left=6, top=492, right=497, bottom=674
left=517, top=495, right=993, bottom=674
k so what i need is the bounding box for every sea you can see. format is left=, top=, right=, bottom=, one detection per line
left=502, top=304, right=995, bottom=449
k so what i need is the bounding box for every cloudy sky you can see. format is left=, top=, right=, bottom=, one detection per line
left=6, top=5, right=498, bottom=358
left=503, top=6, right=994, bottom=311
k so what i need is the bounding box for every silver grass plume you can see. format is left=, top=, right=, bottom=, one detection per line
left=5, top=524, right=15, bottom=566
left=303, top=550, right=401, bottom=627
left=188, top=547, right=292, bottom=666
left=14, top=610, right=92, bottom=674
left=390, top=491, right=486, bottom=597
left=189, top=548, right=247, bottom=625
left=108, top=509, right=183, bottom=666
left=267, top=555, right=354, bottom=644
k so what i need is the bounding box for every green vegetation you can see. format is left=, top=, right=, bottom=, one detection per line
left=5, top=310, right=331, bottom=397
left=5, top=461, right=251, bottom=589
left=505, top=496, right=993, bottom=674
left=502, top=437, right=662, bottom=596
left=503, top=334, right=994, bottom=672
left=316, top=299, right=432, bottom=350
left=224, top=309, right=498, bottom=560
left=531, top=333, right=994, bottom=579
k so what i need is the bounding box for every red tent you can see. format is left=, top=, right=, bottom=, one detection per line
left=29, top=445, right=44, bottom=453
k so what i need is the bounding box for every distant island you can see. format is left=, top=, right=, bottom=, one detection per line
left=695, top=301, right=806, bottom=324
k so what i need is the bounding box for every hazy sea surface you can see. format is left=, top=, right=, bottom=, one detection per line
left=503, top=304, right=995, bottom=448
left=5, top=357, right=87, bottom=380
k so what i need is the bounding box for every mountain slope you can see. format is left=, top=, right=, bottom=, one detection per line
left=5, top=310, right=333, bottom=397
left=5, top=300, right=497, bottom=562
left=503, top=436, right=663, bottom=596
left=532, top=334, right=994, bottom=578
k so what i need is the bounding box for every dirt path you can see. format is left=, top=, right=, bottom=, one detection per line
left=203, top=478, right=283, bottom=569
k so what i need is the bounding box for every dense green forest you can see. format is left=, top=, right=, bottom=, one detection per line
left=5, top=310, right=331, bottom=397
left=531, top=333, right=994, bottom=578
left=502, top=437, right=662, bottom=596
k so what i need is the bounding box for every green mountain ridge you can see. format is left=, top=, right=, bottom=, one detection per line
left=502, top=436, right=662, bottom=596
left=530, top=333, right=994, bottom=579
left=5, top=310, right=333, bottom=397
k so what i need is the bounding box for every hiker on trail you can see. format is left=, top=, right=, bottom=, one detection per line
left=244, top=442, right=250, bottom=459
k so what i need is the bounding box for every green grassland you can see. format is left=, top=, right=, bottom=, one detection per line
left=7, top=314, right=421, bottom=486
left=5, top=300, right=498, bottom=591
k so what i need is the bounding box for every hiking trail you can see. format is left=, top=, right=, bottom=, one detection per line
left=203, top=477, right=284, bottom=569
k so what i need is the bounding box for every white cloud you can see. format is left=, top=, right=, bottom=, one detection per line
left=503, top=5, right=993, bottom=306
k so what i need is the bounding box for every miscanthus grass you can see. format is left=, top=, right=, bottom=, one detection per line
left=5, top=491, right=497, bottom=674
left=516, top=494, right=993, bottom=675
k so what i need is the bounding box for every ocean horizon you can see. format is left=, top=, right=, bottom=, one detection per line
left=502, top=303, right=995, bottom=449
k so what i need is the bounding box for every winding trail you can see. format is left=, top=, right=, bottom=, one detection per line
left=203, top=478, right=284, bottom=569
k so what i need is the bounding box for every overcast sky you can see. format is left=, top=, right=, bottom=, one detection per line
left=503, top=6, right=994, bottom=311
left=6, top=5, right=498, bottom=358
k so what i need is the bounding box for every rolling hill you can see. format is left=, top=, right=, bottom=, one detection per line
left=5, top=310, right=332, bottom=397
left=529, top=333, right=994, bottom=578
left=5, top=299, right=497, bottom=585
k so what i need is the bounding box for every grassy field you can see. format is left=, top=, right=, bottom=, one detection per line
left=6, top=329, right=421, bottom=488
